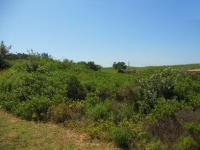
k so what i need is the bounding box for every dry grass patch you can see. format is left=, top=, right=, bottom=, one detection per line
left=0, top=110, right=117, bottom=150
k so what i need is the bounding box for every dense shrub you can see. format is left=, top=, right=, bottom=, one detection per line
left=138, top=68, right=179, bottom=113
left=110, top=127, right=133, bottom=149
left=187, top=94, right=200, bottom=110
left=66, top=76, right=86, bottom=100
left=25, top=60, right=40, bottom=72
left=87, top=100, right=111, bottom=121
left=14, top=96, right=52, bottom=120
left=0, top=57, right=9, bottom=69
left=174, top=136, right=199, bottom=150
left=147, top=98, right=183, bottom=122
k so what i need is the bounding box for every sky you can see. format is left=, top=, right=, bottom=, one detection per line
left=0, top=0, right=200, bottom=67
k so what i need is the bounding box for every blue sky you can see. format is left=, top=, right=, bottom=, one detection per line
left=0, top=0, right=200, bottom=66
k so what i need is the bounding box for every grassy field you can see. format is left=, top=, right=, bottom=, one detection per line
left=0, top=110, right=116, bottom=150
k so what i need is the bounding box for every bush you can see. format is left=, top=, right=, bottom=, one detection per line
left=147, top=98, right=183, bottom=122
left=0, top=57, right=9, bottom=69
left=87, top=101, right=111, bottom=121
left=174, top=136, right=199, bottom=150
left=138, top=68, right=179, bottom=113
left=188, top=94, right=200, bottom=109
left=24, top=60, right=39, bottom=72
left=14, top=96, right=52, bottom=120
left=110, top=127, right=133, bottom=149
left=66, top=76, right=86, bottom=100
left=49, top=101, right=83, bottom=123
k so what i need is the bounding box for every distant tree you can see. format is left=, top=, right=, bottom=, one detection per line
left=77, top=61, right=87, bottom=65
left=78, top=61, right=101, bottom=71
left=0, top=41, right=10, bottom=58
left=40, top=52, right=51, bottom=58
left=0, top=41, right=10, bottom=69
left=113, top=62, right=127, bottom=73
left=87, top=61, right=101, bottom=71
left=6, top=52, right=29, bottom=60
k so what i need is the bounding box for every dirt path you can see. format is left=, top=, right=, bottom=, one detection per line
left=187, top=69, right=200, bottom=72
left=0, top=110, right=117, bottom=150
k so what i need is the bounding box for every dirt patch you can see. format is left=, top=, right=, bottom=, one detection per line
left=176, top=109, right=200, bottom=123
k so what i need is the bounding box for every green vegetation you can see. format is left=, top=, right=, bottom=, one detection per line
left=174, top=136, right=199, bottom=150
left=0, top=41, right=200, bottom=149
left=109, top=127, right=133, bottom=149
left=184, top=122, right=200, bottom=133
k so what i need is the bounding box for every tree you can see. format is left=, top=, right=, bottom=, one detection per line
left=113, top=62, right=127, bottom=73
left=66, top=76, right=86, bottom=100
left=78, top=61, right=101, bottom=71
left=87, top=61, right=101, bottom=71
left=0, top=41, right=10, bottom=69
left=0, top=41, right=10, bottom=58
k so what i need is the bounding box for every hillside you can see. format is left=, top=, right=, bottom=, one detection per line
left=0, top=53, right=200, bottom=149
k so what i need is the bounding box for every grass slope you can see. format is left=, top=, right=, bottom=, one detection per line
left=0, top=110, right=116, bottom=150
